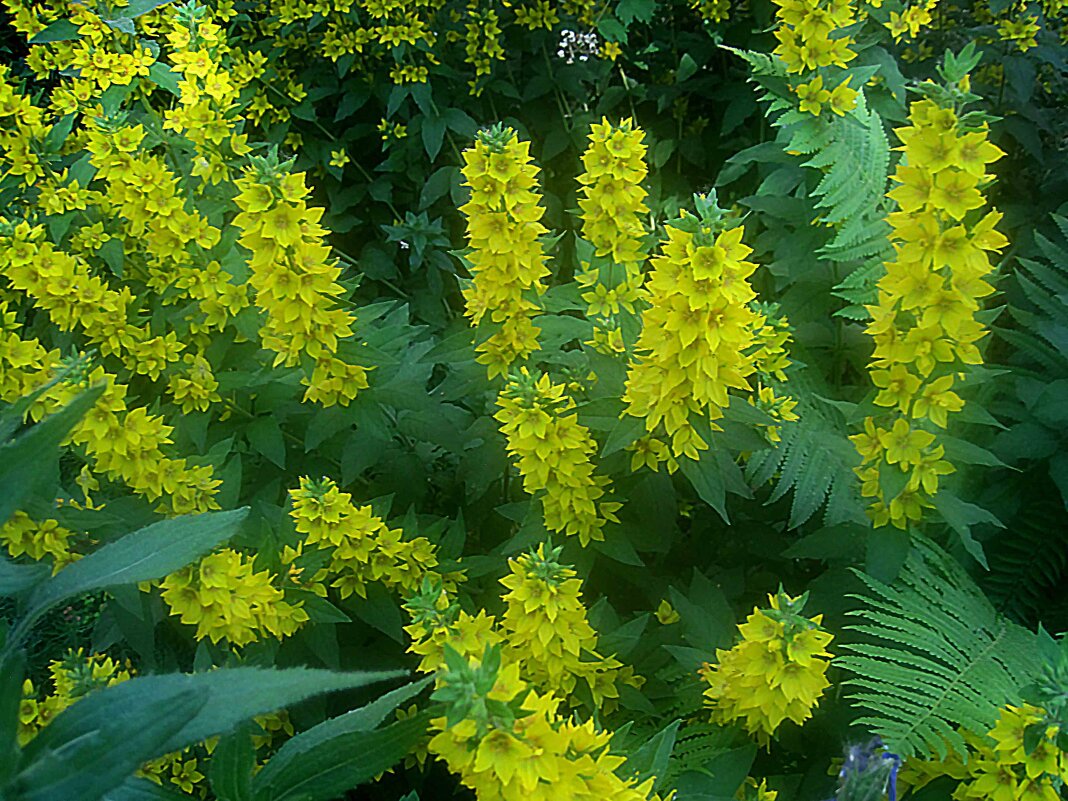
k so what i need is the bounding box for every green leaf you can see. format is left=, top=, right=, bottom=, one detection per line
left=601, top=415, right=644, bottom=458
left=839, top=537, right=1037, bottom=758
left=19, top=508, right=248, bottom=635
left=101, top=777, right=196, bottom=801
left=677, top=53, right=698, bottom=83
left=419, top=166, right=457, bottom=210
left=119, top=0, right=175, bottom=17
left=680, top=456, right=728, bottom=523
left=421, top=115, right=446, bottom=162
left=0, top=649, right=26, bottom=785
left=250, top=712, right=430, bottom=801
left=11, top=686, right=204, bottom=801
left=443, top=108, right=477, bottom=137
left=99, top=239, right=124, bottom=278
left=0, top=556, right=49, bottom=598
left=148, top=63, right=181, bottom=96
left=28, top=19, right=79, bottom=43
left=931, top=494, right=1000, bottom=569
left=616, top=0, right=657, bottom=25
left=248, top=417, right=286, bottom=468
left=652, top=139, right=675, bottom=168
left=17, top=668, right=405, bottom=801
left=0, top=385, right=103, bottom=526
left=209, top=724, right=255, bottom=801
left=628, top=719, right=680, bottom=788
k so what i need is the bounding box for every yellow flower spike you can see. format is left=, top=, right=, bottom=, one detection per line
left=495, top=371, right=622, bottom=546
left=623, top=213, right=774, bottom=461
left=854, top=87, right=1006, bottom=527
left=288, top=476, right=446, bottom=602
left=702, top=595, right=832, bottom=746
left=458, top=126, right=550, bottom=377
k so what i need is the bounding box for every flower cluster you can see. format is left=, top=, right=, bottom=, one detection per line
left=773, top=0, right=858, bottom=74
left=428, top=677, right=667, bottom=801
left=288, top=476, right=445, bottom=600
left=0, top=300, right=220, bottom=514
left=576, top=118, right=649, bottom=353
left=886, top=0, right=940, bottom=42
left=404, top=594, right=664, bottom=801
left=852, top=93, right=1007, bottom=529
left=160, top=548, right=310, bottom=646
left=692, top=0, right=732, bottom=23
left=772, top=0, right=860, bottom=117
left=623, top=200, right=779, bottom=464
left=900, top=703, right=1068, bottom=801
left=459, top=125, right=550, bottom=378
left=0, top=511, right=77, bottom=569
left=18, top=649, right=134, bottom=745
left=700, top=591, right=833, bottom=746
left=500, top=544, right=642, bottom=710
left=232, top=156, right=370, bottom=406
left=495, top=370, right=621, bottom=546
left=163, top=3, right=256, bottom=186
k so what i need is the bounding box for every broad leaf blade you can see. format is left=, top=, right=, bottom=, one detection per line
left=20, top=666, right=405, bottom=773
left=0, top=649, right=26, bottom=784
left=10, top=687, right=204, bottom=801
left=0, top=556, right=49, bottom=598
left=209, top=723, right=254, bottom=801
left=0, top=386, right=104, bottom=525
left=24, top=508, right=249, bottom=623
left=251, top=712, right=430, bottom=801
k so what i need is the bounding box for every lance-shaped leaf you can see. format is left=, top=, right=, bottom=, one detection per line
left=0, top=385, right=103, bottom=525
left=19, top=508, right=248, bottom=633
left=12, top=667, right=405, bottom=801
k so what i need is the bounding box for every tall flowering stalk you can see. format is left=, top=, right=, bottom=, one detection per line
left=232, top=155, right=370, bottom=407
left=499, top=544, right=642, bottom=710
left=773, top=0, right=861, bottom=117
left=623, top=195, right=792, bottom=467
left=495, top=370, right=621, bottom=546
left=160, top=548, right=310, bottom=647
left=287, top=476, right=445, bottom=599
left=575, top=118, right=649, bottom=353
left=0, top=300, right=220, bottom=514
left=851, top=88, right=1007, bottom=530
left=403, top=579, right=667, bottom=801
left=459, top=125, right=550, bottom=378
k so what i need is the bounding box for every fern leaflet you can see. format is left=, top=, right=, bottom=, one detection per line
left=837, top=537, right=1039, bottom=759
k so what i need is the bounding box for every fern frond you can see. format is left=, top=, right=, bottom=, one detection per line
left=837, top=538, right=1040, bottom=759
left=661, top=720, right=742, bottom=785
left=744, top=372, right=866, bottom=528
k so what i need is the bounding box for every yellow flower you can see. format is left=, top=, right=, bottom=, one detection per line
left=329, top=148, right=350, bottom=168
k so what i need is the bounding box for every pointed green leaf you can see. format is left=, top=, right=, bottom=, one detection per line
left=0, top=385, right=103, bottom=525
left=20, top=508, right=248, bottom=635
